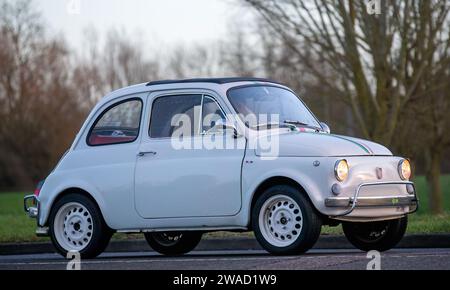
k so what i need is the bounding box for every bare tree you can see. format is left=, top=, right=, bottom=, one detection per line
left=70, top=28, right=105, bottom=109
left=422, top=74, right=450, bottom=214
left=72, top=27, right=162, bottom=107
left=399, top=46, right=450, bottom=214
left=102, top=29, right=160, bottom=90
left=219, top=23, right=259, bottom=77
left=0, top=0, right=83, bottom=189
left=167, top=43, right=224, bottom=78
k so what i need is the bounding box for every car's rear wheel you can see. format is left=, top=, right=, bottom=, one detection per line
left=144, top=231, right=202, bottom=256
left=49, top=193, right=113, bottom=259
left=342, top=216, right=408, bottom=252
left=252, top=185, right=322, bottom=255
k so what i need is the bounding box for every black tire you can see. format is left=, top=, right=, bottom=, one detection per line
left=49, top=193, right=113, bottom=259
left=342, top=216, right=408, bottom=252
left=252, top=185, right=322, bottom=255
left=144, top=231, right=202, bottom=256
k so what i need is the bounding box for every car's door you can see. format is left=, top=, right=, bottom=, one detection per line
left=134, top=91, right=246, bottom=218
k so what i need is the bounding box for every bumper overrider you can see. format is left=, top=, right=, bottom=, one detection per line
left=325, top=181, right=419, bottom=217
left=24, top=195, right=49, bottom=236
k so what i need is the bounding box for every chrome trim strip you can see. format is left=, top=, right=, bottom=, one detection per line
left=117, top=226, right=248, bottom=233
left=325, top=195, right=417, bottom=207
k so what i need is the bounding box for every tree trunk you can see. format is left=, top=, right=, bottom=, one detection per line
left=425, top=150, right=443, bottom=215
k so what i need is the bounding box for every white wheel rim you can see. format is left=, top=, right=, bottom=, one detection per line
left=258, top=195, right=303, bottom=247
left=54, top=202, right=93, bottom=251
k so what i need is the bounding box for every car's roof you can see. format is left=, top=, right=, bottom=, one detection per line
left=145, top=77, right=283, bottom=86
left=100, top=77, right=288, bottom=107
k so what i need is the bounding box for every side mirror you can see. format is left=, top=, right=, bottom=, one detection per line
left=320, top=122, right=331, bottom=134
left=209, top=119, right=241, bottom=138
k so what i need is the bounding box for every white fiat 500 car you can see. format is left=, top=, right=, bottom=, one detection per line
left=24, top=78, right=418, bottom=258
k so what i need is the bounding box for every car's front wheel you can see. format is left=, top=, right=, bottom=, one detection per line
left=342, top=216, right=408, bottom=252
left=252, top=185, right=322, bottom=255
left=144, top=232, right=202, bottom=256
left=49, top=193, right=113, bottom=259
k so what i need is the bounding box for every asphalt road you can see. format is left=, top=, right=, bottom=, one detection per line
left=1, top=248, right=450, bottom=270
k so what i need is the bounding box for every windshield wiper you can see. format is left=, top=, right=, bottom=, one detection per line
left=284, top=120, right=308, bottom=126
left=284, top=120, right=322, bottom=131
left=250, top=122, right=297, bottom=131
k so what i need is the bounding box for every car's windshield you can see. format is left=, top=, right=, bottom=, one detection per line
left=227, top=85, right=321, bottom=130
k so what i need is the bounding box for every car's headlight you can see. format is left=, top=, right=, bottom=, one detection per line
left=398, top=159, right=411, bottom=180
left=334, top=159, right=349, bottom=182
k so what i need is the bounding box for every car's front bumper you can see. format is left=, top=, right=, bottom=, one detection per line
left=325, top=181, right=418, bottom=217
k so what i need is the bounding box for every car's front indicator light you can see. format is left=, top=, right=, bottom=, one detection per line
left=398, top=159, right=411, bottom=180
left=334, top=159, right=349, bottom=182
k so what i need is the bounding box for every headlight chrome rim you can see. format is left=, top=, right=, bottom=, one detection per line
left=334, top=159, right=349, bottom=182
left=398, top=159, right=411, bottom=180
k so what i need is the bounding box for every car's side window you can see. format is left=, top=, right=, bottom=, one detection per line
left=149, top=94, right=202, bottom=138
left=87, top=99, right=142, bottom=146
left=201, top=96, right=226, bottom=134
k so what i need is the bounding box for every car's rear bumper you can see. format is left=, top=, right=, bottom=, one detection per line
left=24, top=195, right=49, bottom=236
left=24, top=195, right=39, bottom=218
left=325, top=181, right=418, bottom=217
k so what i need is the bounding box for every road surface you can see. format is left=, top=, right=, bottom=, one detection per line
left=1, top=248, right=450, bottom=270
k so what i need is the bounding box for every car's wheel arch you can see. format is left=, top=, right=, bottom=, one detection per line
left=43, top=187, right=112, bottom=230
left=247, top=176, right=320, bottom=229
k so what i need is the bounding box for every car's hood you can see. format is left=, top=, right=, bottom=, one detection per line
left=254, top=132, right=392, bottom=157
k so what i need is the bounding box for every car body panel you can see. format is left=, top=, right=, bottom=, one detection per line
left=254, top=132, right=392, bottom=157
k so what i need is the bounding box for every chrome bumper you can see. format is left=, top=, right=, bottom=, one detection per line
left=325, top=181, right=419, bottom=217
left=24, top=194, right=39, bottom=218
left=24, top=195, right=49, bottom=236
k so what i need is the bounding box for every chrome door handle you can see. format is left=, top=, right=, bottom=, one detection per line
left=137, top=151, right=157, bottom=157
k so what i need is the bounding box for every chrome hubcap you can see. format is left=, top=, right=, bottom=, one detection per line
left=54, top=202, right=93, bottom=251
left=259, top=195, right=303, bottom=247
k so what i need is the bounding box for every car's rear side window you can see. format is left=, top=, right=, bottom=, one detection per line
left=87, top=99, right=142, bottom=146
left=149, top=94, right=202, bottom=138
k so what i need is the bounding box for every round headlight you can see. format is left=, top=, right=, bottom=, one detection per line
left=398, top=159, right=411, bottom=180
left=335, top=159, right=349, bottom=182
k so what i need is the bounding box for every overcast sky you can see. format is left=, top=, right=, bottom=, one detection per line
left=37, top=0, right=243, bottom=50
